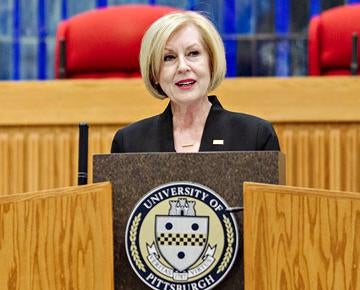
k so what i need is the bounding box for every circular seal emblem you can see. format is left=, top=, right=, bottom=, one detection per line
left=125, top=182, right=238, bottom=290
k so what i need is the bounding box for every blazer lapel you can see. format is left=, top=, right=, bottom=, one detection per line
left=158, top=102, right=176, bottom=152
left=199, top=96, right=226, bottom=152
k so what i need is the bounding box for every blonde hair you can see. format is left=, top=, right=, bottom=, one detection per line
left=140, top=11, right=226, bottom=99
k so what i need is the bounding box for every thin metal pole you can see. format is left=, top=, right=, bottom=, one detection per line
left=351, top=32, right=358, bottom=75
left=78, top=123, right=88, bottom=185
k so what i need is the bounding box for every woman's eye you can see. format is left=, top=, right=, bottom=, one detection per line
left=189, top=50, right=200, bottom=57
left=164, top=55, right=175, bottom=61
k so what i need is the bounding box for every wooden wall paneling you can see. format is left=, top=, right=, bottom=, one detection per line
left=276, top=126, right=295, bottom=186
left=345, top=128, right=359, bottom=192
left=0, top=125, right=121, bottom=194
left=58, top=131, right=72, bottom=187
left=1, top=122, right=359, bottom=195
left=313, top=128, right=326, bottom=189
left=87, top=125, right=119, bottom=184
left=243, top=182, right=360, bottom=290
left=329, top=128, right=342, bottom=190
left=88, top=127, right=105, bottom=183
left=11, top=133, right=25, bottom=194
left=42, top=133, right=55, bottom=190
left=0, top=182, right=114, bottom=290
left=275, top=123, right=360, bottom=193
left=298, top=128, right=310, bottom=187
left=27, top=133, right=40, bottom=192
left=0, top=133, right=9, bottom=194
left=0, top=78, right=359, bottom=195
left=1, top=78, right=359, bottom=126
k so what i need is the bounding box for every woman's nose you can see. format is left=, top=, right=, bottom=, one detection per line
left=177, top=56, right=190, bottom=73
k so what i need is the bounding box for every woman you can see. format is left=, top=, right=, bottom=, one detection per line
left=111, top=11, right=280, bottom=153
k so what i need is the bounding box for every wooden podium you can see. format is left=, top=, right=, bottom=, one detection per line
left=1, top=156, right=357, bottom=290
left=243, top=182, right=360, bottom=290
left=0, top=182, right=114, bottom=290
left=93, top=151, right=285, bottom=290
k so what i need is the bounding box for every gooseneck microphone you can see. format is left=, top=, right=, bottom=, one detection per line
left=351, top=32, right=358, bottom=75
left=78, top=123, right=88, bottom=185
left=59, top=39, right=66, bottom=78
left=226, top=206, right=244, bottom=213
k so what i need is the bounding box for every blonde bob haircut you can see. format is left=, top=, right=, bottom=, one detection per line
left=140, top=11, right=226, bottom=99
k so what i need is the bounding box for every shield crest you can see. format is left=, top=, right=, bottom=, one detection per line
left=155, top=215, right=208, bottom=272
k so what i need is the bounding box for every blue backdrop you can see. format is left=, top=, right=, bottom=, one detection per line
left=0, top=0, right=359, bottom=80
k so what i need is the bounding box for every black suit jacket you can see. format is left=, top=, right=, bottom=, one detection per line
left=111, top=96, right=280, bottom=153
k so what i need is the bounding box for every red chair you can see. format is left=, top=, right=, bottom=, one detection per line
left=55, top=4, right=179, bottom=79
left=308, top=4, right=360, bottom=76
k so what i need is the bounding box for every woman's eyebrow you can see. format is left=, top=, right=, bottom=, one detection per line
left=164, top=43, right=201, bottom=52
left=164, top=47, right=175, bottom=53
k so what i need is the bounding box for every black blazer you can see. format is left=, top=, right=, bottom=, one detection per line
left=111, top=96, right=280, bottom=153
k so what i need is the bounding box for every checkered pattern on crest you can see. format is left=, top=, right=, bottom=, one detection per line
left=157, top=233, right=207, bottom=246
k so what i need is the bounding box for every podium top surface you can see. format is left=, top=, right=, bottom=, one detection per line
left=93, top=150, right=285, bottom=209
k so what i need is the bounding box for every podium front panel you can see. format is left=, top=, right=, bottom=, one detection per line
left=93, top=151, right=285, bottom=290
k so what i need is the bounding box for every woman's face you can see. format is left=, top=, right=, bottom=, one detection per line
left=158, top=24, right=211, bottom=105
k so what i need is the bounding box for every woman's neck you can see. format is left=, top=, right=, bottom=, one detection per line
left=171, top=97, right=212, bottom=153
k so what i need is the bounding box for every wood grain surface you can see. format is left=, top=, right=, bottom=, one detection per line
left=0, top=77, right=359, bottom=125
left=0, top=182, right=114, bottom=290
left=243, top=182, right=360, bottom=290
left=0, top=77, right=359, bottom=195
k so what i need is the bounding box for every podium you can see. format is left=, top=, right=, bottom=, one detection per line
left=243, top=182, right=360, bottom=290
left=0, top=182, right=114, bottom=290
left=93, top=151, right=285, bottom=290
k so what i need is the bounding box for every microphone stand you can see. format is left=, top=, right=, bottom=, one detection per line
left=226, top=206, right=244, bottom=213
left=59, top=39, right=67, bottom=78
left=78, top=123, right=88, bottom=185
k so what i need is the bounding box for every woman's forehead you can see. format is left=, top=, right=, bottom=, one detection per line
left=165, top=24, right=204, bottom=48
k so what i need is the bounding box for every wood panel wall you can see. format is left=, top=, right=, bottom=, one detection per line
left=243, top=182, right=360, bottom=290
left=0, top=78, right=359, bottom=195
left=276, top=123, right=360, bottom=192
left=0, top=182, right=114, bottom=290
left=0, top=125, right=116, bottom=194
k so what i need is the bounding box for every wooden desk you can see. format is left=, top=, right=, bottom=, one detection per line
left=0, top=77, right=359, bottom=194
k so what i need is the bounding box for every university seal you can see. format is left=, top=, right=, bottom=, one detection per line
left=125, top=182, right=238, bottom=290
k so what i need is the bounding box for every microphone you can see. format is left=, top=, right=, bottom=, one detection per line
left=59, top=39, right=66, bottom=78
left=78, top=123, right=88, bottom=185
left=226, top=206, right=244, bottom=213
left=351, top=32, right=358, bottom=75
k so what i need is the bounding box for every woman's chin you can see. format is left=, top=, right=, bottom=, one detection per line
left=170, top=94, right=207, bottom=106
left=169, top=89, right=208, bottom=104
